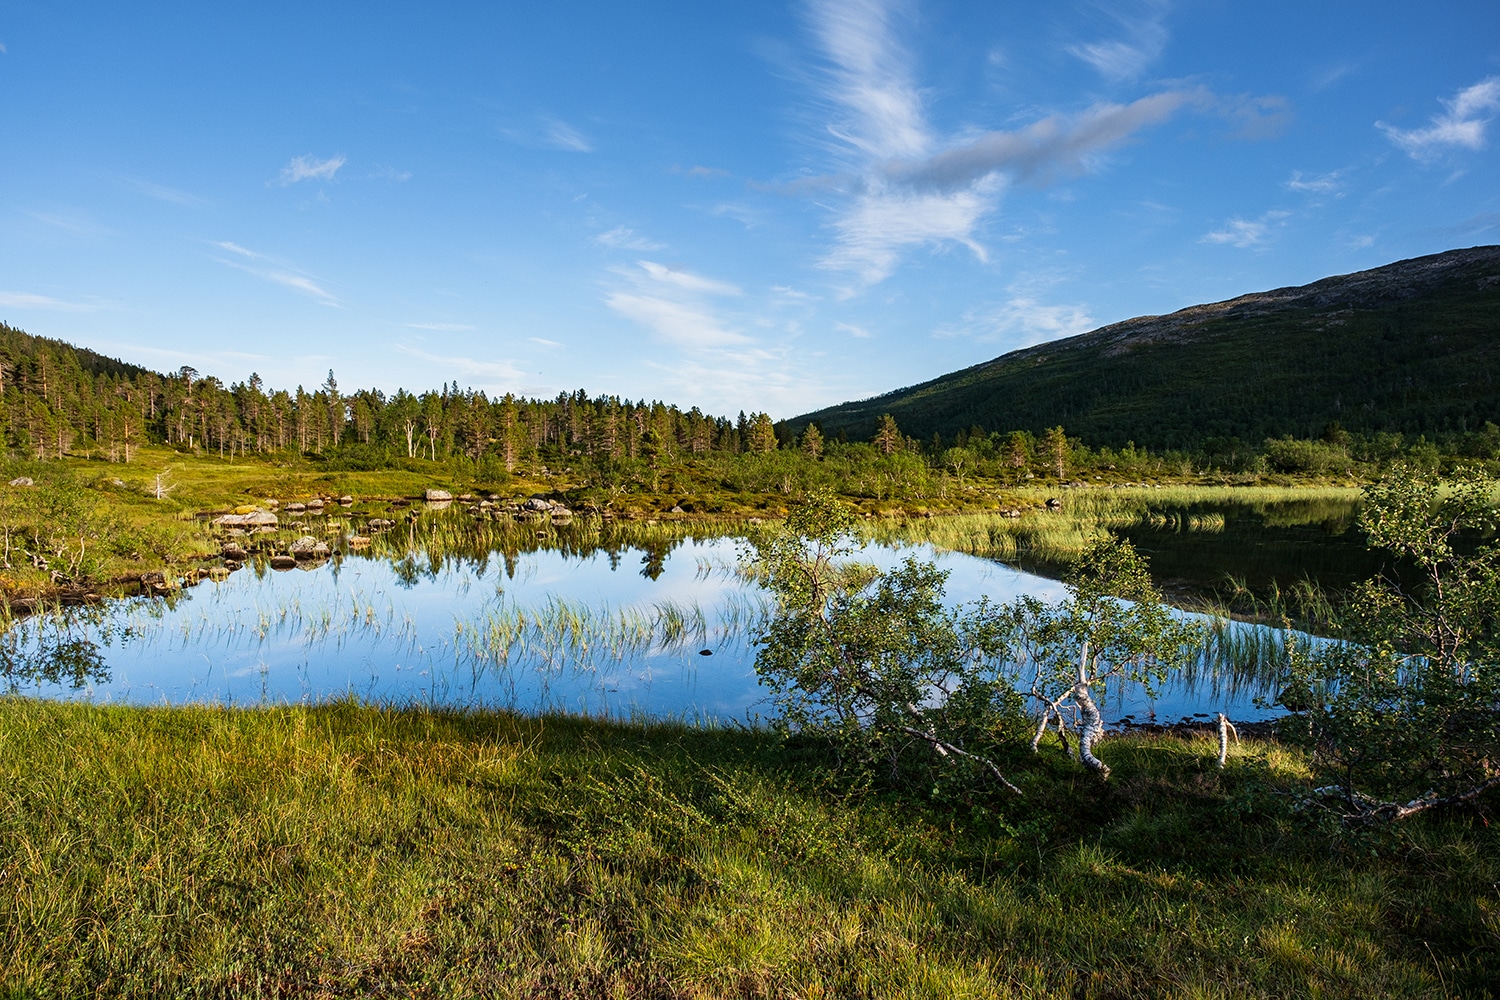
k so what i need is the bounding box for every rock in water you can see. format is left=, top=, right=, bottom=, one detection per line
left=288, top=536, right=329, bottom=559
left=212, top=509, right=278, bottom=528
left=425, top=488, right=453, bottom=502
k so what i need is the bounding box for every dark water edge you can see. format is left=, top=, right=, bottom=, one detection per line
left=1008, top=497, right=1382, bottom=609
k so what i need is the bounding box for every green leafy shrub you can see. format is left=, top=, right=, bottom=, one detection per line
left=1281, top=467, right=1500, bottom=822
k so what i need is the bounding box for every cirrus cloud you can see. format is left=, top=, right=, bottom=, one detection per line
left=274, top=154, right=347, bottom=186
left=1378, top=76, right=1500, bottom=160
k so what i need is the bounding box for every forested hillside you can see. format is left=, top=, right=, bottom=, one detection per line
left=0, top=322, right=775, bottom=468
left=791, top=246, right=1500, bottom=451
left=4, top=246, right=1500, bottom=482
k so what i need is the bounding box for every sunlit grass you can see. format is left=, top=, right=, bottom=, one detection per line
left=0, top=698, right=1491, bottom=997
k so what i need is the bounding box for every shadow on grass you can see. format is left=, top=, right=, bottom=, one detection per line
left=0, top=698, right=1494, bottom=998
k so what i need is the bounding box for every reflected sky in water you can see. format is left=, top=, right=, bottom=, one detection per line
left=10, top=536, right=1284, bottom=725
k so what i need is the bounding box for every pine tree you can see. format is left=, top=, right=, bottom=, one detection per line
left=801, top=422, right=824, bottom=460
left=874, top=413, right=901, bottom=456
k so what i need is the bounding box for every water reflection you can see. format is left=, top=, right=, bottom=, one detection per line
left=1, top=605, right=112, bottom=694
left=0, top=512, right=1314, bottom=727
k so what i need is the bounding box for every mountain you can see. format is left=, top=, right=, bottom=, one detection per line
left=792, top=246, right=1500, bottom=451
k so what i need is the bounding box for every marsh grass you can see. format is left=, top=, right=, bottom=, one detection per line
left=867, top=486, right=1359, bottom=566
left=0, top=699, right=1493, bottom=998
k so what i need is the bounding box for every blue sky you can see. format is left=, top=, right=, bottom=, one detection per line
left=2, top=2, right=1497, bottom=418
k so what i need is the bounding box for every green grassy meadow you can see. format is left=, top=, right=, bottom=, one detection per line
left=2, top=699, right=1495, bottom=998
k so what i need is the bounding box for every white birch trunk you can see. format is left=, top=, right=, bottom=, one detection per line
left=1074, top=640, right=1110, bottom=779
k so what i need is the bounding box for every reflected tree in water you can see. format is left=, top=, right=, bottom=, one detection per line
left=0, top=607, right=111, bottom=693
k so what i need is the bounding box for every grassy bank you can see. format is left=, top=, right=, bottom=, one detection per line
left=1, top=700, right=1494, bottom=997
left=0, top=443, right=1364, bottom=604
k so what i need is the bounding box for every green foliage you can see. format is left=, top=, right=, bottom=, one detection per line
left=1004, top=537, right=1205, bottom=777
left=746, top=490, right=1026, bottom=794
left=0, top=468, right=119, bottom=581
left=1282, top=467, right=1500, bottom=821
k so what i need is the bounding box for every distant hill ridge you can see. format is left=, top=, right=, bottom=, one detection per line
left=792, top=246, right=1500, bottom=451
left=0, top=322, right=153, bottom=381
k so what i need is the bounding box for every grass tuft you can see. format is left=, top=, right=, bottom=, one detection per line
left=1, top=699, right=1494, bottom=997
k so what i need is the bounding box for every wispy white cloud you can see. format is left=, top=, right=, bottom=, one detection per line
left=1378, top=77, right=1500, bottom=160
left=1066, top=0, right=1170, bottom=82
left=637, top=261, right=743, bottom=296
left=209, top=241, right=340, bottom=304
left=798, top=0, right=1238, bottom=291
left=936, top=297, right=1094, bottom=348
left=213, top=240, right=262, bottom=259
left=771, top=285, right=817, bottom=303
left=392, top=344, right=526, bottom=383
left=497, top=117, right=596, bottom=153
left=807, top=0, right=931, bottom=160
left=405, top=322, right=476, bottom=332
left=274, top=154, right=347, bottom=186
left=543, top=120, right=594, bottom=152
left=529, top=337, right=565, bottom=348
left=709, top=202, right=762, bottom=228
left=1285, top=169, right=1344, bottom=196
left=603, top=253, right=753, bottom=351
left=370, top=164, right=412, bottom=182
left=593, top=226, right=666, bottom=251
left=1311, top=61, right=1357, bottom=91
left=1219, top=93, right=1291, bottom=140
left=685, top=165, right=730, bottom=178
left=121, top=177, right=206, bottom=206
left=0, top=291, right=104, bottom=312
left=1200, top=210, right=1291, bottom=249
left=604, top=293, right=747, bottom=349
left=835, top=321, right=873, bottom=338
left=26, top=211, right=115, bottom=240
left=644, top=346, right=833, bottom=418
left=821, top=184, right=992, bottom=287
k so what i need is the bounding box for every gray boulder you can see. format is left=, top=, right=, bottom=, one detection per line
left=288, top=536, right=329, bottom=559
left=425, top=488, right=454, bottom=502
left=212, top=509, right=278, bottom=528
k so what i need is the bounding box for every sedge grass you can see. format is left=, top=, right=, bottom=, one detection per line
left=0, top=698, right=1493, bottom=998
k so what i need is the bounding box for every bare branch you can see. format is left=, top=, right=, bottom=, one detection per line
left=1304, top=773, right=1500, bottom=823
left=900, top=725, right=1022, bottom=795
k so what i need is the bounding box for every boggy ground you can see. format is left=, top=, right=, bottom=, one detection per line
left=0, top=444, right=1361, bottom=606
left=1, top=699, right=1495, bottom=998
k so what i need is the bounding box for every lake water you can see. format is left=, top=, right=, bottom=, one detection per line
left=1, top=505, right=1318, bottom=725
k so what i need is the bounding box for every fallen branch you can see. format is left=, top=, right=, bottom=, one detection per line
left=900, top=725, right=1023, bottom=796
left=1303, top=773, right=1500, bottom=823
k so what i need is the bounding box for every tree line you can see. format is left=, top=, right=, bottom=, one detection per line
left=0, top=323, right=788, bottom=469
left=2, top=322, right=1496, bottom=484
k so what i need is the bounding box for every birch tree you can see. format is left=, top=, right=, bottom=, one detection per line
left=747, top=490, right=1026, bottom=795
left=1006, top=538, right=1203, bottom=778
left=1284, top=467, right=1500, bottom=823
